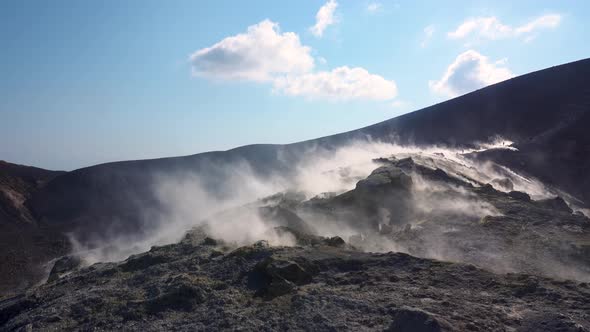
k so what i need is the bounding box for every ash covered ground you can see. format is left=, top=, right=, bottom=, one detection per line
left=2, top=144, right=590, bottom=331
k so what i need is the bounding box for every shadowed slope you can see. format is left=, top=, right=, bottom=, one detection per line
left=25, top=58, right=590, bottom=241
left=0, top=161, right=69, bottom=295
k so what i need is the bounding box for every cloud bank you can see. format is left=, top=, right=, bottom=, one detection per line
left=190, top=20, right=313, bottom=82
left=273, top=66, right=397, bottom=101
left=429, top=50, right=514, bottom=97
left=448, top=14, right=561, bottom=41
left=190, top=19, right=397, bottom=101
left=310, top=0, right=338, bottom=37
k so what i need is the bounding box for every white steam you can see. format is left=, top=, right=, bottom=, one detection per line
left=69, top=139, right=564, bottom=267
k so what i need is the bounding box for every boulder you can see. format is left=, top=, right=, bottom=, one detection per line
left=251, top=256, right=317, bottom=298
left=508, top=191, right=531, bottom=201
left=264, top=259, right=314, bottom=285
left=537, top=197, right=573, bottom=214
left=202, top=237, right=218, bottom=246
left=395, top=157, right=417, bottom=171
left=266, top=279, right=296, bottom=297
left=480, top=183, right=499, bottom=194
left=324, top=236, right=345, bottom=247
left=355, top=166, right=412, bottom=193
left=145, top=281, right=207, bottom=313
left=47, top=255, right=82, bottom=282
left=386, top=307, right=442, bottom=332
left=491, top=178, right=515, bottom=191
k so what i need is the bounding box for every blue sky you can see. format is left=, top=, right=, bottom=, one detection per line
left=1, top=0, right=588, bottom=170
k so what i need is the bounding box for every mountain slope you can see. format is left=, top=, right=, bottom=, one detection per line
left=0, top=162, right=69, bottom=296
left=4, top=153, right=590, bottom=330
left=25, top=58, right=590, bottom=241
left=346, top=58, right=590, bottom=146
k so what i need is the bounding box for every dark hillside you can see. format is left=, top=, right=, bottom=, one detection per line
left=24, top=58, right=590, bottom=242
left=0, top=161, right=69, bottom=295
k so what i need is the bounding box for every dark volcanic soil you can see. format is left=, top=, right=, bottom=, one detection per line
left=2, top=153, right=590, bottom=331
left=0, top=161, right=69, bottom=296
left=1, top=231, right=589, bottom=331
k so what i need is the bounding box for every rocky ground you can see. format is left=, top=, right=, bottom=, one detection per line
left=2, top=154, right=590, bottom=331
left=1, top=230, right=589, bottom=331
left=253, top=155, right=590, bottom=282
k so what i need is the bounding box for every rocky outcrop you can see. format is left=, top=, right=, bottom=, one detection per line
left=536, top=196, right=573, bottom=214
left=1, top=234, right=589, bottom=331
left=251, top=256, right=317, bottom=298
left=0, top=161, right=64, bottom=226
left=303, top=163, right=415, bottom=230
left=47, top=256, right=82, bottom=282
left=386, top=307, right=445, bottom=332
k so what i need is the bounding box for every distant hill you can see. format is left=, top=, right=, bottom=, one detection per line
left=0, top=161, right=69, bottom=295
left=0, top=160, right=64, bottom=225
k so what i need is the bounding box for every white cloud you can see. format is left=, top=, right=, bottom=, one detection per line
left=448, top=14, right=561, bottom=41
left=190, top=19, right=398, bottom=102
left=391, top=99, right=411, bottom=109
left=367, top=2, right=381, bottom=13
left=273, top=66, right=398, bottom=101
left=515, top=14, right=562, bottom=34
left=429, top=50, right=514, bottom=97
left=190, top=20, right=314, bottom=82
left=421, top=25, right=435, bottom=48
left=310, top=0, right=338, bottom=37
